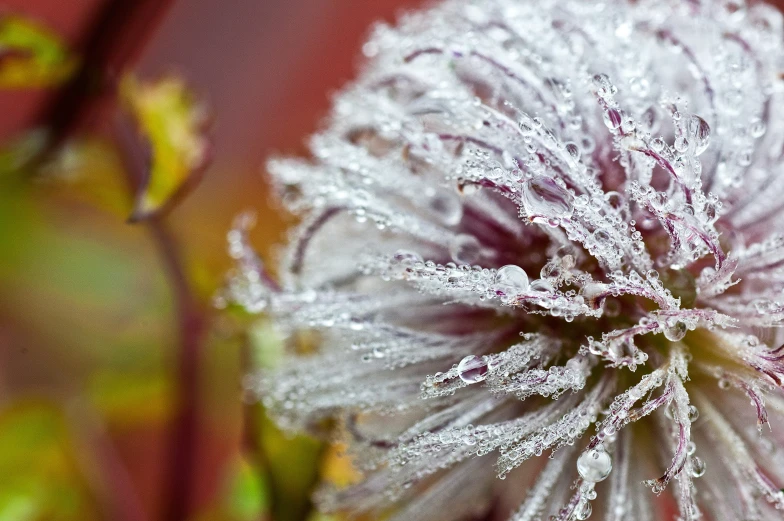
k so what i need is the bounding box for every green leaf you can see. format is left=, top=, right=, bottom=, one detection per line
left=120, top=74, right=210, bottom=221
left=224, top=458, right=268, bottom=521
left=0, top=15, right=77, bottom=88
left=0, top=402, right=98, bottom=521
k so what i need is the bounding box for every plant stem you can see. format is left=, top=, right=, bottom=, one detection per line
left=149, top=220, right=206, bottom=521
left=35, top=0, right=174, bottom=159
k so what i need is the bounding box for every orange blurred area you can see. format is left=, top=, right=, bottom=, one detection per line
left=0, top=1, right=423, bottom=520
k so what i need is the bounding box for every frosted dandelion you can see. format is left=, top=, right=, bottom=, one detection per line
left=226, top=0, right=784, bottom=519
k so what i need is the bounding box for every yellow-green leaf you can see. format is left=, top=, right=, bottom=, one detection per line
left=0, top=15, right=77, bottom=88
left=120, top=73, right=210, bottom=221
left=0, top=402, right=99, bottom=521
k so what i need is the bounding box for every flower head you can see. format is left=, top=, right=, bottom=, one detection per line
left=228, top=0, right=784, bottom=519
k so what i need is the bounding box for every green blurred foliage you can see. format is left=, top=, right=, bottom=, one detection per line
left=0, top=15, right=77, bottom=88
left=0, top=137, right=343, bottom=521
left=0, top=403, right=98, bottom=521
left=0, top=8, right=358, bottom=521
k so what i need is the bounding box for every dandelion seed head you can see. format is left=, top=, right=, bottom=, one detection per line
left=228, top=0, right=784, bottom=519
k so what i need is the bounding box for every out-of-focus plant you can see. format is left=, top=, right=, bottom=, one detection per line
left=0, top=4, right=361, bottom=521
left=120, top=73, right=210, bottom=221
left=0, top=15, right=77, bottom=88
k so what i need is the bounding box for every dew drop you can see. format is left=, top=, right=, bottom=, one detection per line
left=688, top=115, right=711, bottom=155
left=565, top=142, right=581, bottom=161
left=687, top=405, right=699, bottom=422
left=592, top=73, right=617, bottom=99
left=604, top=108, right=623, bottom=130
left=449, top=234, right=482, bottom=264
left=663, top=320, right=688, bottom=341
left=691, top=456, right=706, bottom=478
left=577, top=446, right=612, bottom=482
left=530, top=279, right=555, bottom=293
left=393, top=249, right=424, bottom=265
left=674, top=136, right=689, bottom=153
left=592, top=229, right=612, bottom=247
left=750, top=118, right=767, bottom=138
left=495, top=264, right=530, bottom=294
left=457, top=355, right=489, bottom=383
left=575, top=500, right=592, bottom=520
left=429, top=189, right=463, bottom=225
left=522, top=175, right=574, bottom=219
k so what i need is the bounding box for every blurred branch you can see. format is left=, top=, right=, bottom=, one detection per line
left=34, top=0, right=175, bottom=162
left=148, top=219, right=206, bottom=521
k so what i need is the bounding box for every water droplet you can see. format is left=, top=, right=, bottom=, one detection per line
left=457, top=355, right=489, bottom=383
left=577, top=446, right=612, bottom=482
left=429, top=189, right=463, bottom=225
left=691, top=456, right=706, bottom=477
left=575, top=500, right=593, bottom=520
left=394, top=249, right=424, bottom=265
left=674, top=136, right=689, bottom=153
left=592, top=229, right=612, bottom=247
left=688, top=115, right=711, bottom=155
left=495, top=265, right=529, bottom=294
left=522, top=175, right=574, bottom=219
left=651, top=137, right=666, bottom=152
left=565, top=142, right=581, bottom=161
left=450, top=234, right=482, bottom=264
left=592, top=73, right=617, bottom=99
left=663, top=320, right=688, bottom=341
left=530, top=279, right=555, bottom=293
left=604, top=108, right=622, bottom=130
left=750, top=118, right=767, bottom=138
left=687, top=405, right=699, bottom=422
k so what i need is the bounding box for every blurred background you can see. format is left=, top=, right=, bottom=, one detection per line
left=0, top=1, right=423, bottom=520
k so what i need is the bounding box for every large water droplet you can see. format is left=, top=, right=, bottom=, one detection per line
left=495, top=265, right=529, bottom=294
left=429, top=189, right=463, bottom=226
left=663, top=319, right=688, bottom=341
left=688, top=115, right=711, bottom=156
left=522, top=175, right=574, bottom=219
left=450, top=234, right=482, bottom=264
left=604, top=108, right=622, bottom=130
left=577, top=446, right=612, bottom=482
left=565, top=142, right=581, bottom=161
left=457, top=355, right=489, bottom=383
left=530, top=279, right=555, bottom=293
